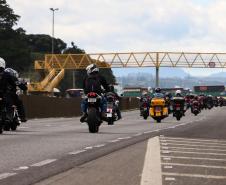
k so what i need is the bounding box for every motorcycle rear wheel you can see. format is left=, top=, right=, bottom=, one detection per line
left=87, top=108, right=99, bottom=133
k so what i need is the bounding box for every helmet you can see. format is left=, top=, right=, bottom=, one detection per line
left=5, top=68, right=19, bottom=78
left=86, top=64, right=99, bottom=75
left=142, top=91, right=148, bottom=96
left=109, top=85, right=115, bottom=92
left=155, top=87, right=161, bottom=93
left=0, top=57, right=6, bottom=69
left=175, top=90, right=181, bottom=95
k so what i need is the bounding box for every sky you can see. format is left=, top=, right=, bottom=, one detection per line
left=6, top=0, right=226, bottom=76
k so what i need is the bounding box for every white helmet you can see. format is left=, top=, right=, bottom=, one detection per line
left=175, top=90, right=182, bottom=95
left=5, top=68, right=19, bottom=78
left=0, top=57, right=6, bottom=69
left=86, top=64, right=99, bottom=75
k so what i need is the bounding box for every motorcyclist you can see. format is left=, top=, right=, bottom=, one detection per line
left=80, top=64, right=109, bottom=122
left=153, top=87, right=164, bottom=98
left=173, top=90, right=186, bottom=115
left=4, top=68, right=27, bottom=122
left=107, top=85, right=122, bottom=120
left=0, top=58, right=27, bottom=122
left=139, top=91, right=151, bottom=115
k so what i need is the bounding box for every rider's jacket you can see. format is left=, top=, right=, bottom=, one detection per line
left=83, top=73, right=109, bottom=95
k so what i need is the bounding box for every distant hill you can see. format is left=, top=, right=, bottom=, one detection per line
left=112, top=67, right=189, bottom=78
left=209, top=72, right=226, bottom=78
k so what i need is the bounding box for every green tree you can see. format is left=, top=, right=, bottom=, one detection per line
left=25, top=34, right=67, bottom=54
left=0, top=0, right=20, bottom=30
left=0, top=0, right=31, bottom=72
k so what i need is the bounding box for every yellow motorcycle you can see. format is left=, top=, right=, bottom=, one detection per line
left=150, top=97, right=168, bottom=123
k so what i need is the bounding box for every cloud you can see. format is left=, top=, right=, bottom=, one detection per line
left=6, top=0, right=226, bottom=76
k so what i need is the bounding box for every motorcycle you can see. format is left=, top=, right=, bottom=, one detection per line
left=172, top=97, right=186, bottom=121
left=105, top=92, right=117, bottom=125
left=84, top=92, right=102, bottom=133
left=150, top=97, right=168, bottom=123
left=191, top=100, right=200, bottom=116
left=3, top=96, right=20, bottom=131
left=140, top=97, right=149, bottom=120
left=0, top=97, right=4, bottom=134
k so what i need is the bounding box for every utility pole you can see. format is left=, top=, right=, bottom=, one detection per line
left=50, top=8, right=59, bottom=54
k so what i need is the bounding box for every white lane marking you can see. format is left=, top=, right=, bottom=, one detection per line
left=162, top=163, right=226, bottom=169
left=161, top=143, right=168, bottom=146
left=163, top=157, right=171, bottom=161
left=117, top=137, right=131, bottom=140
left=140, top=136, right=162, bottom=185
left=161, top=150, right=170, bottom=154
left=108, top=139, right=120, bottom=143
left=162, top=142, right=226, bottom=149
left=134, top=133, right=142, bottom=136
left=161, top=146, right=226, bottom=152
left=143, top=131, right=153, bottom=134
left=13, top=166, right=29, bottom=171
left=0, top=173, right=17, bottom=180
left=68, top=150, right=86, bottom=155
left=165, top=177, right=175, bottom=181
left=30, top=159, right=57, bottom=167
left=84, top=146, right=93, bottom=150
left=163, top=150, right=226, bottom=156
left=164, top=166, right=173, bottom=169
left=160, top=139, right=226, bottom=146
left=162, top=137, right=226, bottom=143
left=161, top=155, right=226, bottom=161
left=19, top=126, right=29, bottom=129
left=162, top=172, right=226, bottom=179
left=93, top=144, right=105, bottom=148
left=162, top=147, right=169, bottom=150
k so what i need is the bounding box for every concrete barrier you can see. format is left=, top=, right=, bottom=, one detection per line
left=20, top=95, right=139, bottom=119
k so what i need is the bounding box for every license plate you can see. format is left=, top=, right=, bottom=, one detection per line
left=88, top=98, right=96, bottom=102
left=155, top=107, right=161, bottom=111
left=107, top=113, right=112, bottom=117
left=107, top=108, right=113, bottom=113
left=176, top=107, right=180, bottom=110
left=156, top=112, right=161, bottom=116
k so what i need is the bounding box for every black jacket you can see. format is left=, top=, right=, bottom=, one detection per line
left=0, top=71, right=27, bottom=96
left=83, top=73, right=109, bottom=95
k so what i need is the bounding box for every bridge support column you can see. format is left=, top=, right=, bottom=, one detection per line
left=155, top=52, right=160, bottom=88
left=155, top=66, right=159, bottom=88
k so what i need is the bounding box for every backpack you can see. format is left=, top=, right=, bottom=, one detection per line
left=85, top=75, right=102, bottom=94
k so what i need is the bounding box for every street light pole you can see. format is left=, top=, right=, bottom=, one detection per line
left=50, top=8, right=59, bottom=54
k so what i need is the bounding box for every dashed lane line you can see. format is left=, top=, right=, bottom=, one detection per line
left=140, top=136, right=162, bottom=185
left=162, top=163, right=226, bottom=169
left=13, top=166, right=29, bottom=171
left=0, top=173, right=17, bottom=180
left=68, top=150, right=86, bottom=155
left=162, top=172, right=226, bottom=179
left=161, top=155, right=226, bottom=162
left=30, top=159, right=57, bottom=167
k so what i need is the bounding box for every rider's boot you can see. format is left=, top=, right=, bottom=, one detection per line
left=80, top=112, right=87, bottom=123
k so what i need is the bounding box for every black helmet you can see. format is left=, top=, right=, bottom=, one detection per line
left=109, top=85, right=115, bottom=92
left=155, top=87, right=161, bottom=93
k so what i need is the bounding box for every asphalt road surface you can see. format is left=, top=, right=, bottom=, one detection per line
left=0, top=107, right=225, bottom=185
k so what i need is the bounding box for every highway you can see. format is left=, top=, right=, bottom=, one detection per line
left=0, top=107, right=225, bottom=185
